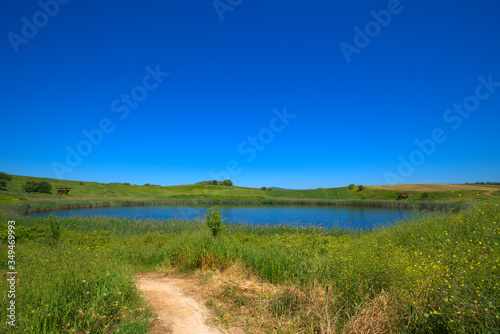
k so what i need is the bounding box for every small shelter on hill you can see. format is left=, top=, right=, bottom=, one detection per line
left=397, top=193, right=409, bottom=200
left=57, top=188, right=71, bottom=195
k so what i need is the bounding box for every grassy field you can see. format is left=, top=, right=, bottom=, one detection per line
left=1, top=173, right=499, bottom=332
left=1, top=199, right=499, bottom=333
left=1, top=174, right=497, bottom=214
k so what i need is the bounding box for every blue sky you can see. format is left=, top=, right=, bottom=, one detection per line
left=1, top=0, right=499, bottom=189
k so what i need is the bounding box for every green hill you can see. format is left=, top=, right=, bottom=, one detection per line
left=0, top=173, right=489, bottom=213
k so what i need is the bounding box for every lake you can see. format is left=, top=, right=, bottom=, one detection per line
left=28, top=204, right=415, bottom=230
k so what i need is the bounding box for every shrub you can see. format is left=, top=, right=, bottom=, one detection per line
left=22, top=181, right=52, bottom=194
left=35, top=181, right=52, bottom=194
left=49, top=215, right=60, bottom=246
left=0, top=172, right=13, bottom=181
left=358, top=185, right=364, bottom=191
left=123, top=183, right=131, bottom=186
left=0, top=180, right=7, bottom=190
left=23, top=181, right=38, bottom=193
left=213, top=180, right=218, bottom=185
left=261, top=187, right=267, bottom=191
left=205, top=206, right=227, bottom=237
left=348, top=184, right=355, bottom=190
left=421, top=192, right=429, bottom=200
left=223, top=179, right=233, bottom=186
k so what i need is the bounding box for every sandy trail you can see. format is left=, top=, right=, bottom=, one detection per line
left=137, top=272, right=225, bottom=334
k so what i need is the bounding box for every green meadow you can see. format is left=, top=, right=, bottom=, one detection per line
left=0, top=174, right=499, bottom=333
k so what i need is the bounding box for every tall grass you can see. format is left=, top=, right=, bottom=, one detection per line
left=3, top=199, right=499, bottom=332
left=4, top=197, right=464, bottom=216
left=0, top=228, right=153, bottom=333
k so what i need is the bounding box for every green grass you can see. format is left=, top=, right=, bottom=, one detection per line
left=0, top=216, right=153, bottom=333
left=0, top=174, right=484, bottom=206
left=2, top=199, right=499, bottom=332
left=0, top=173, right=496, bottom=331
left=0, top=174, right=474, bottom=216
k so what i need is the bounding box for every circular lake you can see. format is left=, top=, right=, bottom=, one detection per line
left=27, top=204, right=416, bottom=230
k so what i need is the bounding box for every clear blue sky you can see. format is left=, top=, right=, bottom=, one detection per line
left=1, top=0, right=499, bottom=189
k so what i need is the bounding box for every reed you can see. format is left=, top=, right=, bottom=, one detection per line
left=1, top=199, right=496, bottom=333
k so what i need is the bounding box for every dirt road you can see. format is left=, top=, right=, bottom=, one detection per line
left=137, top=272, right=225, bottom=334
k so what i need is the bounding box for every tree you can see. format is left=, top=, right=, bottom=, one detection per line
left=261, top=186, right=267, bottom=190
left=23, top=181, right=38, bottom=193
left=205, top=206, right=227, bottom=237
left=357, top=185, right=364, bottom=191
left=35, top=181, right=52, bottom=194
left=212, top=180, right=218, bottom=185
left=223, top=179, right=233, bottom=186
left=348, top=184, right=355, bottom=190
left=0, top=172, right=13, bottom=181
left=23, top=181, right=52, bottom=194
left=0, top=180, right=7, bottom=190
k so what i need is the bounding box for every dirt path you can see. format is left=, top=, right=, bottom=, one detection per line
left=137, top=272, right=226, bottom=334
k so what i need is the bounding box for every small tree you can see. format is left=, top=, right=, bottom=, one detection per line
left=0, top=172, right=13, bottom=181
left=212, top=180, right=218, bottom=185
left=223, top=179, right=233, bottom=186
left=348, top=184, right=355, bottom=190
left=357, top=185, right=364, bottom=191
left=205, top=206, right=227, bottom=237
left=23, top=181, right=38, bottom=193
left=35, top=181, right=52, bottom=194
left=23, top=181, right=52, bottom=194
left=261, top=186, right=267, bottom=190
left=0, top=180, right=7, bottom=190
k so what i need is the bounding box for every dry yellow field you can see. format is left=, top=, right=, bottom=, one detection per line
left=368, top=183, right=500, bottom=195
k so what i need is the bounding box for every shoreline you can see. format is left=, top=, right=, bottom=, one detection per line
left=5, top=197, right=465, bottom=216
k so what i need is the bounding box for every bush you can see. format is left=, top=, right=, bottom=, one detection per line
left=49, top=215, right=60, bottom=246
left=23, top=181, right=52, bottom=194
left=0, top=172, right=13, bottom=181
left=123, top=183, right=131, bottom=186
left=261, top=187, right=267, bottom=191
left=348, top=184, right=355, bottom=190
left=205, top=206, right=227, bottom=237
left=223, top=179, right=233, bottom=186
left=213, top=180, right=218, bottom=185
left=0, top=180, right=7, bottom=190
left=36, top=181, right=52, bottom=194
left=23, top=181, right=38, bottom=193
left=421, top=192, right=429, bottom=200
left=358, top=185, right=364, bottom=191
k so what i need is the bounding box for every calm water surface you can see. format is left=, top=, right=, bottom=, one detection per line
left=28, top=205, right=415, bottom=230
